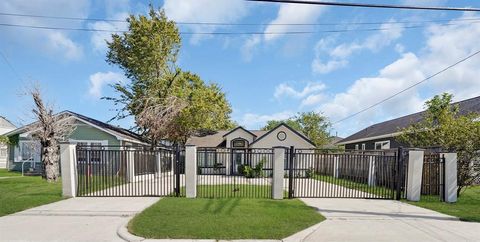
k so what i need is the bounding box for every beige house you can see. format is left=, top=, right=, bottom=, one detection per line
left=186, top=123, right=315, bottom=175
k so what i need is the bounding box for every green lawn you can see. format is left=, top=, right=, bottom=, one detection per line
left=0, top=169, right=21, bottom=177
left=312, top=174, right=395, bottom=198
left=196, top=184, right=273, bottom=198
left=129, top=197, right=325, bottom=240
left=0, top=170, right=63, bottom=216
left=407, top=186, right=480, bottom=222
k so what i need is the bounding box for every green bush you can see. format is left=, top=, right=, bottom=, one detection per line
left=305, top=167, right=315, bottom=178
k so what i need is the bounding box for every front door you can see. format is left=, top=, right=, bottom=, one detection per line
left=232, top=149, right=245, bottom=175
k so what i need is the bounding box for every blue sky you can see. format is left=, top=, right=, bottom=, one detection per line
left=1, top=0, right=480, bottom=138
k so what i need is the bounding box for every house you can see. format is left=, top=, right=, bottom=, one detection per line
left=337, top=95, right=480, bottom=150
left=186, top=123, right=315, bottom=175
left=0, top=116, right=16, bottom=169
left=4, top=110, right=147, bottom=172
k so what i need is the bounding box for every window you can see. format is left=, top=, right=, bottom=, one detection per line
left=374, top=140, right=390, bottom=150
left=355, top=144, right=359, bottom=150
left=361, top=144, right=366, bottom=150
left=232, top=139, right=246, bottom=148
left=0, top=147, right=7, bottom=157
left=70, top=140, right=107, bottom=163
left=19, top=141, right=40, bottom=162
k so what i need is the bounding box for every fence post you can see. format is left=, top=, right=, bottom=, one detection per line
left=368, top=156, right=376, bottom=186
left=395, top=147, right=404, bottom=200
left=406, top=150, right=424, bottom=201
left=126, top=148, right=135, bottom=183
left=185, top=145, right=197, bottom=198
left=288, top=146, right=294, bottom=199
left=60, top=143, right=77, bottom=198
left=440, top=153, right=457, bottom=203
left=333, top=155, right=340, bottom=178
left=273, top=147, right=285, bottom=200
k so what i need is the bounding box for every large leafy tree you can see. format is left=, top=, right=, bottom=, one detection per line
left=262, top=111, right=331, bottom=147
left=106, top=6, right=234, bottom=145
left=397, top=93, right=480, bottom=196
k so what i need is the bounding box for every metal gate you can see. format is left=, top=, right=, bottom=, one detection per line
left=422, top=152, right=446, bottom=201
left=75, top=145, right=185, bottom=197
left=286, top=147, right=402, bottom=199
left=196, top=147, right=273, bottom=198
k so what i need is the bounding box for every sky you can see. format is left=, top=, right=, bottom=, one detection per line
left=1, top=0, right=480, bottom=138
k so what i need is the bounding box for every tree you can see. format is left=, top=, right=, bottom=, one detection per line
left=28, top=87, right=75, bottom=182
left=106, top=6, right=234, bottom=145
left=0, top=136, right=9, bottom=145
left=262, top=111, right=331, bottom=147
left=398, top=93, right=480, bottom=196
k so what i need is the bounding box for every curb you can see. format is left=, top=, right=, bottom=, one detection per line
left=117, top=219, right=323, bottom=242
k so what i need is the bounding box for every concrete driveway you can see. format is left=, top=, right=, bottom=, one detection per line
left=300, top=198, right=480, bottom=242
left=0, top=197, right=159, bottom=242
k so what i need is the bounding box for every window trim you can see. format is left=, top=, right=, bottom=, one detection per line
left=361, top=143, right=366, bottom=150
left=374, top=140, right=391, bottom=150
left=355, top=144, right=359, bottom=150
left=15, top=140, right=41, bottom=163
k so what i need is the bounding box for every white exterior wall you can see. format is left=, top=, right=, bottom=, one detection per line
left=0, top=125, right=15, bottom=169
left=250, top=125, right=315, bottom=149
left=225, top=128, right=255, bottom=148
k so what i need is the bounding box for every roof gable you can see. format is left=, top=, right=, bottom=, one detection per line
left=250, top=123, right=316, bottom=147
left=222, top=126, right=257, bottom=138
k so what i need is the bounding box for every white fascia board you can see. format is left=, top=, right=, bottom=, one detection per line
left=336, top=131, right=403, bottom=145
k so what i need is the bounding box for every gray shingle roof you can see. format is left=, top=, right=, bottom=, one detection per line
left=339, top=95, right=480, bottom=144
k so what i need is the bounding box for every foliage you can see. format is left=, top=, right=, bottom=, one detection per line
left=243, top=165, right=254, bottom=178
left=397, top=93, right=480, bottom=196
left=242, top=158, right=266, bottom=178
left=0, top=135, right=9, bottom=145
left=105, top=6, right=234, bottom=145
left=28, top=87, right=75, bottom=182
left=305, top=167, right=315, bottom=178
left=262, top=111, right=331, bottom=147
left=129, top=197, right=325, bottom=239
left=213, top=162, right=223, bottom=171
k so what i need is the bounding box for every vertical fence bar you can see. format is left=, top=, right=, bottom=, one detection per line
left=288, top=146, right=294, bottom=199
left=395, top=147, right=404, bottom=200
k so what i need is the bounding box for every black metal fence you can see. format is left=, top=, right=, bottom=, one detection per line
left=196, top=148, right=273, bottom=198
left=76, top=145, right=184, bottom=197
left=286, top=148, right=398, bottom=199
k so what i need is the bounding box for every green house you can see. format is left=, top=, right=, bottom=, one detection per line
left=4, top=111, right=147, bottom=172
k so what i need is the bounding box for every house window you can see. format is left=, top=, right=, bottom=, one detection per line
left=232, top=139, right=246, bottom=148
left=70, top=140, right=107, bottom=163
left=375, top=140, right=391, bottom=150
left=361, top=144, right=366, bottom=150
left=19, top=141, right=40, bottom=162
left=355, top=144, right=359, bottom=150
left=0, top=147, right=7, bottom=157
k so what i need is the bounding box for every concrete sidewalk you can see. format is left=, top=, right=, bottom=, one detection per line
left=300, top=198, right=480, bottom=242
left=0, top=197, right=159, bottom=242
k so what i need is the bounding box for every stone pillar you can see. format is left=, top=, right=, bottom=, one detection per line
left=368, top=156, right=376, bottom=186
left=333, top=156, right=340, bottom=178
left=60, top=144, right=77, bottom=198
left=441, top=153, right=458, bottom=203
left=126, top=148, right=135, bottom=183
left=407, top=150, right=424, bottom=201
left=185, top=145, right=197, bottom=198
left=273, top=147, right=285, bottom=200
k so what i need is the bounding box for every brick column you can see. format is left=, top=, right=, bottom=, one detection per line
left=60, top=144, right=77, bottom=198
left=407, top=150, right=424, bottom=201
left=272, top=147, right=285, bottom=200
left=185, top=145, right=197, bottom=198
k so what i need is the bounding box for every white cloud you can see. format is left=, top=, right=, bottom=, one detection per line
left=316, top=14, right=480, bottom=136
left=240, top=110, right=294, bottom=129
left=163, top=0, right=248, bottom=44
left=90, top=13, right=129, bottom=52
left=88, top=71, right=127, bottom=99
left=0, top=0, right=89, bottom=60
left=301, top=94, right=325, bottom=107
left=242, top=1, right=325, bottom=60
left=312, top=20, right=404, bottom=74
left=274, top=82, right=326, bottom=99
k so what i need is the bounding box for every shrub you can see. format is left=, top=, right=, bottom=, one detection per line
left=305, top=167, right=315, bottom=178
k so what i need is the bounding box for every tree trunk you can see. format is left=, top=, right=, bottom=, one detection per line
left=42, top=140, right=60, bottom=182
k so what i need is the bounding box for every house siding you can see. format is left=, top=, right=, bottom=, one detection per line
left=344, top=136, right=405, bottom=150
left=7, top=121, right=121, bottom=171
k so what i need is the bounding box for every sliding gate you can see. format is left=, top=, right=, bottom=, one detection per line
left=286, top=148, right=401, bottom=199
left=75, top=145, right=185, bottom=197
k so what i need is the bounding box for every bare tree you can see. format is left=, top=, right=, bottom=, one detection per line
left=136, top=95, right=186, bottom=147
left=28, top=87, right=75, bottom=182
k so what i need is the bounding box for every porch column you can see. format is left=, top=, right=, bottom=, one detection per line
left=185, top=145, right=197, bottom=198
left=60, top=144, right=77, bottom=198
left=407, top=150, right=424, bottom=201
left=441, top=153, right=458, bottom=203
left=272, top=147, right=285, bottom=200
left=368, top=156, right=376, bottom=186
